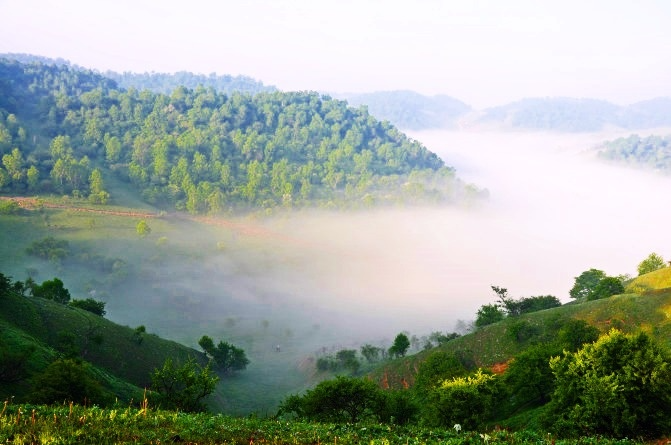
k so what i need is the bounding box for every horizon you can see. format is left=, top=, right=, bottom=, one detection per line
left=1, top=0, right=670, bottom=109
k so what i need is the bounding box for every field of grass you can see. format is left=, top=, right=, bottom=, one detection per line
left=626, top=266, right=671, bottom=293
left=0, top=403, right=646, bottom=445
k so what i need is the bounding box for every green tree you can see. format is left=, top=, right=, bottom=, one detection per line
left=475, top=303, right=505, bottom=328
left=136, top=219, right=151, bottom=237
left=569, top=268, right=606, bottom=300
left=388, top=332, right=410, bottom=358
left=150, top=357, right=219, bottom=412
left=360, top=344, right=383, bottom=363
left=31, top=359, right=106, bottom=405
left=556, top=319, right=600, bottom=352
left=424, top=369, right=502, bottom=430
left=278, top=376, right=384, bottom=423
left=32, top=277, right=71, bottom=304
left=88, top=168, right=110, bottom=204
left=414, top=351, right=467, bottom=396
left=69, top=298, right=106, bottom=316
left=546, top=329, right=671, bottom=438
left=588, top=276, right=624, bottom=301
left=504, top=343, right=561, bottom=408
left=198, top=335, right=249, bottom=374
left=637, top=252, right=666, bottom=276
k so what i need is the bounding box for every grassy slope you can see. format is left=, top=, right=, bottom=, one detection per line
left=0, top=289, right=207, bottom=403
left=626, top=266, right=671, bottom=293
left=370, top=289, right=671, bottom=390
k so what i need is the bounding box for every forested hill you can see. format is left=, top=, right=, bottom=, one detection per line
left=0, top=53, right=276, bottom=96
left=0, top=58, right=479, bottom=213
left=104, top=71, right=276, bottom=96
left=597, top=133, right=671, bottom=171
left=341, top=90, right=471, bottom=130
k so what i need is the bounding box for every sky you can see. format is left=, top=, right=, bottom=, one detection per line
left=1, top=0, right=670, bottom=108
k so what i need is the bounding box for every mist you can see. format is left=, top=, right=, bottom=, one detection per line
left=173, top=128, right=671, bottom=342
left=107, top=129, right=671, bottom=350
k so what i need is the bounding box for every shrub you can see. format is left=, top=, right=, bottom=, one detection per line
left=546, top=329, right=671, bottom=439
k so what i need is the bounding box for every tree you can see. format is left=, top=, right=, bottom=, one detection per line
left=556, top=319, right=600, bottom=352
left=504, top=343, right=561, bottom=408
left=569, top=268, right=606, bottom=300
left=32, top=277, right=71, bottom=303
left=588, top=276, right=624, bottom=301
left=424, top=369, right=503, bottom=430
left=637, top=252, right=666, bottom=276
left=475, top=303, right=505, bottom=328
left=388, top=332, right=410, bottom=358
left=198, top=335, right=249, bottom=373
left=136, top=219, right=151, bottom=237
left=150, top=357, right=219, bottom=412
left=360, top=344, right=383, bottom=362
left=31, top=359, right=106, bottom=405
left=277, top=376, right=384, bottom=423
left=414, top=351, right=467, bottom=396
left=88, top=168, right=110, bottom=204
left=546, top=329, right=671, bottom=438
left=69, top=298, right=106, bottom=316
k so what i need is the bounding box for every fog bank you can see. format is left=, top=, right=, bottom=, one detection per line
left=232, top=129, right=671, bottom=338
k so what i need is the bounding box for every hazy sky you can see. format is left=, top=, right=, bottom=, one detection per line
left=1, top=0, right=670, bottom=107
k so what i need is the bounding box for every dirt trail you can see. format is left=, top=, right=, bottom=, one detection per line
left=0, top=196, right=287, bottom=241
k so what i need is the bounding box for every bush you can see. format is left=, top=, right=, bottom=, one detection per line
left=278, top=376, right=384, bottom=423
left=424, top=369, right=503, bottom=430
left=150, top=357, right=219, bottom=412
left=69, top=298, right=106, bottom=316
left=31, top=359, right=107, bottom=405
left=546, top=329, right=671, bottom=439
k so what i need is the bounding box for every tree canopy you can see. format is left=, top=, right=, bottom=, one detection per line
left=0, top=59, right=481, bottom=213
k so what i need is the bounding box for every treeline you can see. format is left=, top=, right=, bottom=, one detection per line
left=0, top=58, right=480, bottom=213
left=597, top=133, right=671, bottom=171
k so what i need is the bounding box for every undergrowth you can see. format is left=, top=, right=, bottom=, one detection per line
left=0, top=401, right=648, bottom=444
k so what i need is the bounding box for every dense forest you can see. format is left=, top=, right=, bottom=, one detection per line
left=0, top=58, right=479, bottom=213
left=597, top=133, right=671, bottom=171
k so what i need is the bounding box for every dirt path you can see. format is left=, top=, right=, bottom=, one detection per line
left=0, top=196, right=287, bottom=241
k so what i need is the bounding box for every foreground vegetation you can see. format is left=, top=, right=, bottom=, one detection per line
left=0, top=402, right=646, bottom=445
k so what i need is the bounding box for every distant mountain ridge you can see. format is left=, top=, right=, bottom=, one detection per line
left=340, top=90, right=471, bottom=131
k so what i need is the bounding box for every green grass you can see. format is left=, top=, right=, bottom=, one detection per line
left=626, top=266, right=671, bottom=293
left=0, top=403, right=646, bottom=445
left=370, top=289, right=671, bottom=391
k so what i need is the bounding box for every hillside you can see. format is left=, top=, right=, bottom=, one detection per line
left=369, top=288, right=671, bottom=390
left=0, top=284, right=205, bottom=404
left=341, top=90, right=471, bottom=130
left=597, top=133, right=671, bottom=172
left=0, top=57, right=481, bottom=214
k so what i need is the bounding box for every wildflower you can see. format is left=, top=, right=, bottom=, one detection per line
left=453, top=424, right=462, bottom=433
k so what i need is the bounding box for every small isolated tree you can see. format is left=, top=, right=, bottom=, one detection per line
left=198, top=335, right=249, bottom=373
left=546, top=329, right=671, bottom=439
left=569, top=268, right=606, bottom=300
left=136, top=219, right=151, bottom=237
left=475, top=304, right=505, bottom=328
left=32, top=277, right=71, bottom=304
left=388, top=333, right=410, bottom=358
left=69, top=298, right=106, bottom=316
left=150, top=357, right=219, bottom=412
left=637, top=252, right=666, bottom=276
